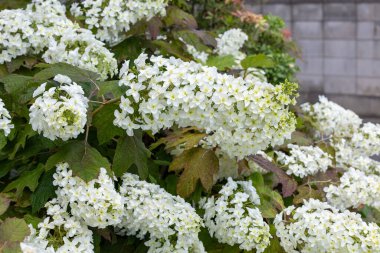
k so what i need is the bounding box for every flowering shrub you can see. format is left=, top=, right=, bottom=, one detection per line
left=0, top=1, right=379, bottom=253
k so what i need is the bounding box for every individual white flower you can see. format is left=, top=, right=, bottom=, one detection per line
left=274, top=199, right=380, bottom=253
left=200, top=178, right=271, bottom=252
left=275, top=144, right=332, bottom=178
left=29, top=75, right=88, bottom=141
left=301, top=96, right=362, bottom=138
left=0, top=98, right=14, bottom=137
left=21, top=199, right=94, bottom=253
left=53, top=163, right=124, bottom=229
left=324, top=168, right=380, bottom=210
left=114, top=54, right=297, bottom=160
left=70, top=0, right=169, bottom=44
left=115, top=173, right=205, bottom=253
left=215, top=28, right=248, bottom=66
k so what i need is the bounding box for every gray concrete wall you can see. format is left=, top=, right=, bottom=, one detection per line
left=246, top=0, right=380, bottom=121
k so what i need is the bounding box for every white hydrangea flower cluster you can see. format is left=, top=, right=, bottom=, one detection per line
left=70, top=0, right=168, bottom=44
left=334, top=139, right=380, bottom=175
left=275, top=144, right=332, bottom=178
left=347, top=122, right=380, bottom=157
left=0, top=0, right=117, bottom=80
left=301, top=96, right=362, bottom=137
left=29, top=75, right=88, bottom=141
left=0, top=98, right=14, bottom=137
left=21, top=199, right=94, bottom=253
left=53, top=163, right=124, bottom=229
left=42, top=28, right=118, bottom=80
left=274, top=198, right=380, bottom=253
left=199, top=178, right=271, bottom=252
left=214, top=28, right=248, bottom=65
left=324, top=168, right=380, bottom=210
left=114, top=54, right=297, bottom=159
left=115, top=173, right=205, bottom=253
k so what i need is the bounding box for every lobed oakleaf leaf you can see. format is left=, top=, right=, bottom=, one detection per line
left=45, top=141, right=110, bottom=182
left=0, top=217, right=30, bottom=243
left=169, top=147, right=219, bottom=198
left=3, top=164, right=44, bottom=198
left=113, top=132, right=150, bottom=178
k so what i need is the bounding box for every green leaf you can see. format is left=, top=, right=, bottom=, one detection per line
left=206, top=55, right=235, bottom=71
left=0, top=74, right=38, bottom=104
left=93, top=104, right=125, bottom=144
left=293, top=185, right=323, bottom=205
left=34, top=63, right=100, bottom=82
left=0, top=194, right=10, bottom=215
left=250, top=173, right=285, bottom=218
left=250, top=154, right=297, bottom=197
left=150, top=127, right=206, bottom=151
left=163, top=6, right=197, bottom=29
left=3, top=164, right=44, bottom=198
left=169, top=147, right=219, bottom=198
left=23, top=214, right=42, bottom=228
left=241, top=54, right=275, bottom=69
left=150, top=40, right=189, bottom=60
left=111, top=37, right=145, bottom=63
left=98, top=81, right=126, bottom=98
left=0, top=217, right=30, bottom=242
left=45, top=141, right=110, bottom=181
left=31, top=170, right=56, bottom=213
left=0, top=133, right=7, bottom=151
left=113, top=132, right=151, bottom=178
left=8, top=124, right=36, bottom=160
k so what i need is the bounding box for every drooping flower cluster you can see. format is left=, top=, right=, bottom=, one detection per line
left=274, top=199, right=380, bottom=253
left=29, top=75, right=89, bottom=141
left=301, top=96, right=362, bottom=137
left=214, top=28, right=248, bottom=64
left=0, top=0, right=117, bottom=79
left=115, top=173, right=205, bottom=253
left=0, top=98, right=13, bottom=137
left=200, top=178, right=271, bottom=252
left=324, top=168, right=380, bottom=210
left=275, top=144, right=332, bottom=178
left=114, top=53, right=297, bottom=159
left=53, top=163, right=124, bottom=228
left=70, top=0, right=168, bottom=44
left=21, top=199, right=94, bottom=253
